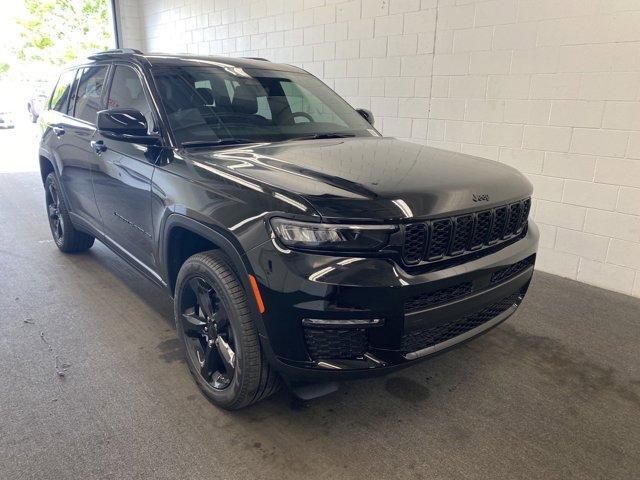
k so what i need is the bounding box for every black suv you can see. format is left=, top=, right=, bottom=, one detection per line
left=39, top=49, right=538, bottom=409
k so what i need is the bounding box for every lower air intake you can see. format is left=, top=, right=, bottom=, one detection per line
left=491, top=255, right=536, bottom=284
left=303, top=327, right=367, bottom=360
left=401, top=293, right=521, bottom=353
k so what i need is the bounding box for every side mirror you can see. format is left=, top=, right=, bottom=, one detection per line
left=356, top=108, right=374, bottom=126
left=96, top=108, right=158, bottom=144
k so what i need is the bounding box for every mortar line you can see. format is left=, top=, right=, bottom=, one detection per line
left=425, top=0, right=440, bottom=143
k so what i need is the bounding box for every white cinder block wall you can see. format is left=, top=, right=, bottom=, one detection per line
left=118, top=0, right=640, bottom=298
left=116, top=0, right=146, bottom=50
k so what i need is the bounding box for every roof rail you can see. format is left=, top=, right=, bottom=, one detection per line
left=243, top=57, right=269, bottom=62
left=89, top=48, right=143, bottom=59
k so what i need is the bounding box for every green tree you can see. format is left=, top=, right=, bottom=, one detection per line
left=15, top=0, right=112, bottom=65
left=0, top=63, right=10, bottom=79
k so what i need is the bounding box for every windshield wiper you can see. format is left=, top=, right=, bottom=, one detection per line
left=290, top=132, right=357, bottom=141
left=182, top=133, right=356, bottom=148
left=181, top=139, right=255, bottom=148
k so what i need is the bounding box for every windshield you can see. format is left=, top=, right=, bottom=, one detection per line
left=151, top=65, right=376, bottom=146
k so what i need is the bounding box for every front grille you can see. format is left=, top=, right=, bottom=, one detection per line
left=405, top=282, right=473, bottom=314
left=491, top=255, right=535, bottom=284
left=470, top=210, right=492, bottom=249
left=402, top=198, right=530, bottom=265
left=403, top=223, right=427, bottom=264
left=506, top=202, right=522, bottom=236
left=489, top=206, right=508, bottom=243
left=303, top=327, right=367, bottom=360
left=427, top=219, right=452, bottom=260
left=450, top=215, right=474, bottom=255
left=521, top=199, right=531, bottom=231
left=401, top=293, right=521, bottom=353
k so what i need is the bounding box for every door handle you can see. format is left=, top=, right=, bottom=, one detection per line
left=52, top=126, right=65, bottom=136
left=90, top=140, right=107, bottom=154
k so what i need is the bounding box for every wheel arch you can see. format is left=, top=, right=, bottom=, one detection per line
left=161, top=214, right=254, bottom=296
left=39, top=154, right=55, bottom=184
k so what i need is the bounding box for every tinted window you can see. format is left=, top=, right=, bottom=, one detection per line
left=152, top=66, right=374, bottom=146
left=50, top=69, right=77, bottom=113
left=107, top=66, right=155, bottom=132
left=74, top=66, right=109, bottom=123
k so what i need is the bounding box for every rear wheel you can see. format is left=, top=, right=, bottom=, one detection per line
left=174, top=251, right=279, bottom=409
left=44, top=172, right=94, bottom=253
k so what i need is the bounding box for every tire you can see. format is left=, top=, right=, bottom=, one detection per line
left=44, top=172, right=95, bottom=253
left=174, top=251, right=280, bottom=409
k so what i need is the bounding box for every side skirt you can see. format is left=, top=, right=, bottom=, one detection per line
left=69, top=211, right=168, bottom=290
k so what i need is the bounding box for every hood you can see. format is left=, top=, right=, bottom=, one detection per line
left=185, top=137, right=533, bottom=221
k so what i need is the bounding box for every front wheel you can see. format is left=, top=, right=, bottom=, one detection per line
left=44, top=172, right=95, bottom=253
left=174, top=251, right=279, bottom=409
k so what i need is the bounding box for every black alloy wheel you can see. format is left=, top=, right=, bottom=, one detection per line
left=179, top=276, right=236, bottom=390
left=46, top=181, right=64, bottom=245
left=43, top=172, right=94, bottom=253
left=174, top=251, right=280, bottom=409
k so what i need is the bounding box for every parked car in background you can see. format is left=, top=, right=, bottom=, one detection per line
left=27, top=93, right=49, bottom=123
left=0, top=110, right=15, bottom=129
left=38, top=50, right=538, bottom=409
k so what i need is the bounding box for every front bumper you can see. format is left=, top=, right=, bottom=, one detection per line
left=246, top=222, right=539, bottom=381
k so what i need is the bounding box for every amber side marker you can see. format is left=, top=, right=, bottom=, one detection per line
left=248, top=274, right=266, bottom=313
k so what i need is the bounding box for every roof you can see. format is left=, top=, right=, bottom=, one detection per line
left=86, top=49, right=302, bottom=73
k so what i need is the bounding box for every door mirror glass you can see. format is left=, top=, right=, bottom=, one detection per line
left=97, top=108, right=157, bottom=143
left=356, top=108, right=374, bottom=126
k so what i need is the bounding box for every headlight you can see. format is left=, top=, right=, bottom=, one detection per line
left=270, top=218, right=397, bottom=252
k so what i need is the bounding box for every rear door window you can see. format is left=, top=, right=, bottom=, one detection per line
left=73, top=65, right=109, bottom=124
left=50, top=69, right=77, bottom=114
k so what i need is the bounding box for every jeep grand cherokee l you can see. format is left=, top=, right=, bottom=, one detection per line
left=38, top=49, right=538, bottom=409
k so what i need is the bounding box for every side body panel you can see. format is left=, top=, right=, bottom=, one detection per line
left=61, top=117, right=103, bottom=226
left=91, top=137, right=158, bottom=270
